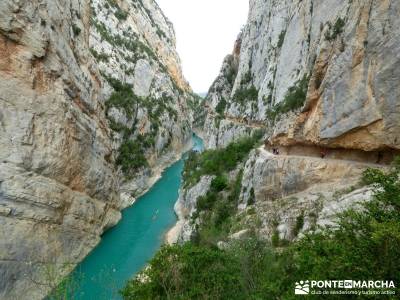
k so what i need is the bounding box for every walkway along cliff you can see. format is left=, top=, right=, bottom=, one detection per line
left=172, top=0, right=400, bottom=247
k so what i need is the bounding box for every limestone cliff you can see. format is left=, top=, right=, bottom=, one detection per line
left=0, top=0, right=194, bottom=299
left=204, top=0, right=400, bottom=151
left=175, top=0, right=400, bottom=246
left=90, top=0, right=199, bottom=205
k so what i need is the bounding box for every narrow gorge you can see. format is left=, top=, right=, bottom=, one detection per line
left=0, top=0, right=199, bottom=299
left=1, top=0, right=400, bottom=299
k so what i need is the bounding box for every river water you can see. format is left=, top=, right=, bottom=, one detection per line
left=72, top=134, right=204, bottom=299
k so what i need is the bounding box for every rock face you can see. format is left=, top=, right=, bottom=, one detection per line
left=0, top=0, right=193, bottom=299
left=166, top=176, right=214, bottom=244
left=89, top=0, right=199, bottom=201
left=204, top=0, right=400, bottom=151
left=238, top=148, right=375, bottom=241
left=179, top=0, right=400, bottom=246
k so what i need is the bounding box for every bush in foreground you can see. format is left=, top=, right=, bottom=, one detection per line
left=122, top=158, right=400, bottom=299
left=121, top=243, right=244, bottom=300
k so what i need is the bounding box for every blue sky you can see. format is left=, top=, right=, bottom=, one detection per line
left=156, top=0, right=249, bottom=93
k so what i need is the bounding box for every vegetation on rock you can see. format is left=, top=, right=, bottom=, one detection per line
left=325, top=17, right=345, bottom=41
left=232, top=85, right=259, bottom=105
left=215, top=98, right=227, bottom=116
left=122, top=157, right=400, bottom=299
left=266, top=74, right=309, bottom=121
left=105, top=77, right=140, bottom=119
left=183, top=131, right=264, bottom=188
left=277, top=29, right=286, bottom=48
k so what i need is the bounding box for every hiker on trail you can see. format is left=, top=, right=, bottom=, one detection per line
left=376, top=151, right=383, bottom=164
left=320, top=148, right=327, bottom=159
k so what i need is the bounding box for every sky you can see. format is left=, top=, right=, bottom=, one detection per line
left=156, top=0, right=249, bottom=93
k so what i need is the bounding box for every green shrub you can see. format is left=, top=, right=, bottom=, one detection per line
left=215, top=98, right=227, bottom=116
left=116, top=139, right=149, bottom=177
left=229, top=169, right=243, bottom=203
left=196, top=192, right=217, bottom=212
left=114, top=9, right=128, bottom=21
left=90, top=48, right=109, bottom=62
left=277, top=29, right=286, bottom=48
left=226, top=67, right=237, bottom=86
left=124, top=157, right=400, bottom=299
left=292, top=213, right=304, bottom=237
left=183, top=135, right=261, bottom=188
left=105, top=83, right=140, bottom=119
left=156, top=28, right=167, bottom=39
left=103, top=76, right=164, bottom=176
left=325, top=17, right=345, bottom=41
left=266, top=74, right=309, bottom=121
left=241, top=71, right=252, bottom=85
left=121, top=243, right=245, bottom=300
left=72, top=24, right=81, bottom=36
left=233, top=85, right=259, bottom=105
left=211, top=175, right=228, bottom=192
left=92, top=20, right=157, bottom=61
left=271, top=230, right=280, bottom=247
left=248, top=187, right=255, bottom=205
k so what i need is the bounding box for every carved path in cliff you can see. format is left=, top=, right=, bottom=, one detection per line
left=257, top=146, right=388, bottom=169
left=206, top=105, right=266, bottom=129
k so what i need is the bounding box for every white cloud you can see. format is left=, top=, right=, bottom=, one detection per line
left=156, top=0, right=249, bottom=93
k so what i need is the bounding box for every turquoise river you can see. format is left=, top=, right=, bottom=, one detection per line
left=72, top=134, right=204, bottom=299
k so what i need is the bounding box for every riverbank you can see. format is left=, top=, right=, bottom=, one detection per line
left=72, top=134, right=203, bottom=300
left=120, top=136, right=195, bottom=209
left=166, top=134, right=205, bottom=244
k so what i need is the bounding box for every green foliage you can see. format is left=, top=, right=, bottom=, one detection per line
left=325, top=17, right=345, bottom=41
left=105, top=0, right=128, bottom=21
left=215, top=98, right=227, bottom=116
left=230, top=169, right=244, bottom=203
left=90, top=48, right=109, bottom=63
left=188, top=93, right=207, bottom=127
left=266, top=159, right=400, bottom=297
left=124, top=158, right=400, bottom=299
left=92, top=20, right=156, bottom=61
left=292, top=213, right=304, bottom=237
left=196, top=191, right=218, bottom=212
left=193, top=170, right=245, bottom=246
left=226, top=67, right=237, bottom=86
left=241, top=71, right=252, bottom=85
left=116, top=138, right=149, bottom=178
left=191, top=166, right=245, bottom=246
left=271, top=230, right=280, bottom=248
left=183, top=133, right=263, bottom=188
left=277, top=29, right=286, bottom=48
left=103, top=76, right=165, bottom=175
left=121, top=243, right=245, bottom=300
left=211, top=175, right=228, bottom=192
left=72, top=24, right=81, bottom=36
left=156, top=28, right=167, bottom=39
left=114, top=9, right=128, bottom=21
left=233, top=85, right=259, bottom=105
left=266, top=74, right=309, bottom=121
left=248, top=187, right=255, bottom=205
left=105, top=77, right=140, bottom=119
